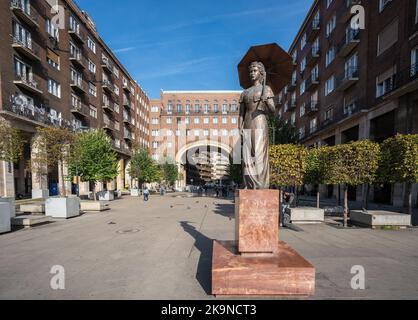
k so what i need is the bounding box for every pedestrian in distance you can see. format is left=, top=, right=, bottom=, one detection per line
left=143, top=187, right=150, bottom=202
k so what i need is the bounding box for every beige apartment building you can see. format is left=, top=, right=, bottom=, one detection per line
left=0, top=0, right=150, bottom=198
left=279, top=0, right=418, bottom=207
left=150, top=90, right=242, bottom=186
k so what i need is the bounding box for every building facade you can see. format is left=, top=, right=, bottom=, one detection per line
left=150, top=90, right=242, bottom=186
left=0, top=0, right=150, bottom=198
left=279, top=0, right=418, bottom=206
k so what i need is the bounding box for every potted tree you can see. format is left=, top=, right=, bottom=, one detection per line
left=128, top=148, right=161, bottom=196
left=68, top=129, right=118, bottom=203
left=32, top=126, right=79, bottom=219
left=0, top=120, right=23, bottom=231
left=160, top=157, right=179, bottom=192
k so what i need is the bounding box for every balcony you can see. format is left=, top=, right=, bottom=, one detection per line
left=305, top=100, right=319, bottom=116
left=124, top=129, right=133, bottom=141
left=13, top=74, right=42, bottom=95
left=102, top=102, right=114, bottom=113
left=307, top=46, right=320, bottom=67
left=69, top=53, right=85, bottom=69
left=307, top=18, right=320, bottom=42
left=319, top=99, right=366, bottom=132
left=306, top=74, right=319, bottom=91
left=337, top=0, right=361, bottom=23
left=101, top=79, right=114, bottom=93
left=68, top=27, right=85, bottom=44
left=337, top=66, right=359, bottom=91
left=71, top=103, right=89, bottom=117
left=123, top=98, right=132, bottom=109
left=101, top=56, right=113, bottom=73
left=10, top=0, right=39, bottom=28
left=122, top=82, right=131, bottom=92
left=103, top=120, right=115, bottom=131
left=70, top=79, right=85, bottom=94
left=123, top=113, right=132, bottom=125
left=12, top=37, right=40, bottom=61
left=338, top=29, right=360, bottom=57
left=383, top=64, right=418, bottom=100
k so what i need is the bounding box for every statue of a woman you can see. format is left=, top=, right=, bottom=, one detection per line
left=239, top=61, right=276, bottom=189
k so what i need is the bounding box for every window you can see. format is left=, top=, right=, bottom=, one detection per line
left=292, top=51, right=297, bottom=64
left=113, top=67, right=119, bottom=78
left=300, top=57, right=306, bottom=73
left=151, top=118, right=159, bottom=125
left=301, top=33, right=307, bottom=50
left=176, top=117, right=181, bottom=124
left=204, top=117, right=209, bottom=124
left=176, top=103, right=182, bottom=113
left=48, top=79, right=61, bottom=98
left=213, top=117, right=218, bottom=124
left=186, top=129, right=191, bottom=137
left=416, top=0, right=418, bottom=24
left=313, top=37, right=319, bottom=52
left=377, top=19, right=398, bottom=56
left=213, top=129, right=218, bottom=136
left=310, top=118, right=317, bottom=133
left=204, top=129, right=209, bottom=137
left=151, top=130, right=160, bottom=137
left=232, top=117, right=237, bottom=124
left=166, top=117, right=172, bottom=124
left=89, top=105, right=97, bottom=118
left=300, top=80, right=306, bottom=95
left=300, top=103, right=306, bottom=117
left=47, top=48, right=60, bottom=70
left=326, top=15, right=336, bottom=37
left=204, top=103, right=210, bottom=113
left=151, top=106, right=159, bottom=113
left=412, top=47, right=418, bottom=76
left=71, top=94, right=81, bottom=109
left=152, top=141, right=159, bottom=149
left=222, top=103, right=228, bottom=114
left=69, top=15, right=80, bottom=34
left=114, top=86, right=119, bottom=96
left=186, top=102, right=191, bottom=114
left=299, top=127, right=305, bottom=139
left=291, top=112, right=296, bottom=125
left=345, top=53, right=358, bottom=78
left=231, top=103, right=238, bottom=112
left=46, top=19, right=59, bottom=40
left=326, top=0, right=334, bottom=8
left=176, top=129, right=180, bottom=136
left=376, top=66, right=396, bottom=97
left=222, top=117, right=228, bottom=124
left=326, top=47, right=336, bottom=67
left=312, top=64, right=319, bottom=80
left=88, top=59, right=96, bottom=74
left=291, top=71, right=297, bottom=85
left=194, top=130, right=200, bottom=137
left=167, top=102, right=173, bottom=113
left=325, top=76, right=335, bottom=96
left=194, top=117, right=200, bottom=124
left=324, top=107, right=334, bottom=121
left=87, top=37, right=96, bottom=53
left=222, top=129, right=228, bottom=137
left=213, top=103, right=219, bottom=113
left=89, top=82, right=97, bottom=97
left=70, top=41, right=81, bottom=60
left=70, top=68, right=82, bottom=86
left=194, top=102, right=200, bottom=113
left=379, top=0, right=392, bottom=12
left=185, top=117, right=190, bottom=124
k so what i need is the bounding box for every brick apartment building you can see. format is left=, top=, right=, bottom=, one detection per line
left=150, top=90, right=242, bottom=186
left=0, top=0, right=150, bottom=198
left=279, top=0, right=418, bottom=206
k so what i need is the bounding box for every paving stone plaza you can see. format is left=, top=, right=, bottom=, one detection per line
left=0, top=194, right=417, bottom=300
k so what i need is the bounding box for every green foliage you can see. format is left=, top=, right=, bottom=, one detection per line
left=270, top=144, right=308, bottom=186
left=268, top=115, right=300, bottom=145
left=129, top=148, right=161, bottom=186
left=304, top=147, right=327, bottom=185
left=0, top=120, right=24, bottom=163
left=160, top=158, right=179, bottom=186
left=378, top=134, right=418, bottom=184
left=68, top=130, right=118, bottom=185
left=324, top=140, right=380, bottom=186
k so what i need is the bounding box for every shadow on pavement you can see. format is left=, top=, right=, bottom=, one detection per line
left=212, top=203, right=235, bottom=220
left=179, top=221, right=213, bottom=295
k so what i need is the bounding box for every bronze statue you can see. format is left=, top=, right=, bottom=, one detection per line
left=239, top=61, right=275, bottom=189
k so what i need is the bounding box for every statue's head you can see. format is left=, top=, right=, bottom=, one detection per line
left=249, top=61, right=266, bottom=84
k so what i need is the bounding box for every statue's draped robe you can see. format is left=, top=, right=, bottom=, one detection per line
left=240, top=84, right=275, bottom=189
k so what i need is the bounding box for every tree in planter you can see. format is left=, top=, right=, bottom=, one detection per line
left=32, top=126, right=75, bottom=197
left=305, top=147, right=328, bottom=208
left=160, top=158, right=179, bottom=188
left=128, top=148, right=161, bottom=190
left=0, top=120, right=24, bottom=165
left=379, top=134, right=418, bottom=215
left=270, top=144, right=308, bottom=206
left=325, top=141, right=380, bottom=227
left=68, top=130, right=118, bottom=201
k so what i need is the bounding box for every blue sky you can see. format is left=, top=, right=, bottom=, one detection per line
left=75, top=0, right=312, bottom=99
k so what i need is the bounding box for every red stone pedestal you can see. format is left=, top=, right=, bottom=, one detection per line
left=212, top=190, right=316, bottom=296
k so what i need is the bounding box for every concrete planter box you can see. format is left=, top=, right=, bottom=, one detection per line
left=0, top=203, right=12, bottom=234
left=32, top=189, right=49, bottom=199
left=80, top=201, right=110, bottom=212
left=45, top=197, right=80, bottom=219
left=130, top=189, right=140, bottom=197
left=97, top=191, right=115, bottom=201
left=351, top=210, right=411, bottom=228
left=286, top=207, right=325, bottom=224
left=0, top=197, right=16, bottom=218
left=20, top=203, right=45, bottom=215
left=115, top=190, right=122, bottom=199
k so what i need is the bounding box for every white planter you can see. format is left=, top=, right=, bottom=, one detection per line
left=80, top=201, right=110, bottom=212
left=115, top=190, right=122, bottom=199
left=0, top=197, right=16, bottom=218
left=97, top=191, right=115, bottom=201
left=32, top=189, right=49, bottom=199
left=0, top=203, right=12, bottom=234
left=45, top=197, right=80, bottom=219
left=130, top=189, right=140, bottom=197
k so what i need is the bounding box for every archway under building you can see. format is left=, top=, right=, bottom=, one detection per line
left=175, top=141, right=233, bottom=187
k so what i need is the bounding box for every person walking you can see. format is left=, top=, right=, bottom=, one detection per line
left=143, top=187, right=150, bottom=202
